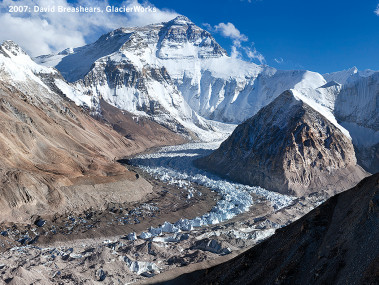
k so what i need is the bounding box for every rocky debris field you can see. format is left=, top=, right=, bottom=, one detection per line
left=0, top=188, right=323, bottom=285
left=0, top=168, right=218, bottom=251
left=0, top=142, right=326, bottom=284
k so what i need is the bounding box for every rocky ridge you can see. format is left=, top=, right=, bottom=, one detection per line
left=0, top=40, right=184, bottom=223
left=36, top=16, right=343, bottom=136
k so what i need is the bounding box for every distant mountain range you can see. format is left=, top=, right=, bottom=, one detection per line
left=0, top=15, right=377, bottom=210
left=0, top=13, right=378, bottom=284
left=35, top=15, right=378, bottom=173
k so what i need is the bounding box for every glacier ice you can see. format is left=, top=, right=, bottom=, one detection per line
left=121, top=255, right=160, bottom=275
left=132, top=141, right=295, bottom=239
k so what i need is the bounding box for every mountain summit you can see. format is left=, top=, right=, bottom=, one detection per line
left=37, top=15, right=227, bottom=82
left=36, top=16, right=333, bottom=128
left=0, top=40, right=28, bottom=57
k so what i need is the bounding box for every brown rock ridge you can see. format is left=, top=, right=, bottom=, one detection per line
left=97, top=99, right=186, bottom=151
left=160, top=172, right=379, bottom=285
left=195, top=90, right=367, bottom=197
left=0, top=41, right=185, bottom=223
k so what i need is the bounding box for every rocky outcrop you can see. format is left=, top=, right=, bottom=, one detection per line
left=165, top=173, right=379, bottom=285
left=192, top=239, right=231, bottom=255
left=97, top=99, right=186, bottom=149
left=196, top=90, right=367, bottom=197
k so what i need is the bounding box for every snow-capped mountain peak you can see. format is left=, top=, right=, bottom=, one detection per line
left=0, top=40, right=95, bottom=112
left=153, top=16, right=227, bottom=60
left=36, top=28, right=134, bottom=82
left=33, top=18, right=237, bottom=141
left=35, top=16, right=227, bottom=82
left=0, top=40, right=29, bottom=58
left=168, top=15, right=193, bottom=25
left=34, top=17, right=340, bottom=135
left=195, top=89, right=366, bottom=196
left=323, top=66, right=376, bottom=85
left=33, top=16, right=378, bottom=170
left=0, top=40, right=56, bottom=83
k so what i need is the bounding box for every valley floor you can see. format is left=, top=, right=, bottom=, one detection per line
left=0, top=141, right=326, bottom=284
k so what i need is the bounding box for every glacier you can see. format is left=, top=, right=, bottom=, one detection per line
left=130, top=141, right=295, bottom=239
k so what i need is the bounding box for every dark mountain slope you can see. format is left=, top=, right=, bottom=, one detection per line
left=163, top=173, right=379, bottom=285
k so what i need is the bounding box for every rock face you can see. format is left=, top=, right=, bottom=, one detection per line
left=97, top=99, right=186, bottom=151
left=0, top=41, right=183, bottom=222
left=166, top=173, right=379, bottom=285
left=196, top=90, right=367, bottom=197
left=333, top=71, right=379, bottom=173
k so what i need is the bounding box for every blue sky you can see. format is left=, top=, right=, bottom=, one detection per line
left=147, top=0, right=379, bottom=73
left=1, top=0, right=379, bottom=74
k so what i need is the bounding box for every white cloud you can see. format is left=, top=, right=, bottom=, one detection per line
left=375, top=4, right=379, bottom=15
left=214, top=22, right=248, bottom=42
left=231, top=45, right=241, bottom=59
left=0, top=0, right=178, bottom=56
left=244, top=47, right=265, bottom=64
left=274, top=57, right=284, bottom=64
left=210, top=21, right=265, bottom=64
left=202, top=23, right=212, bottom=31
